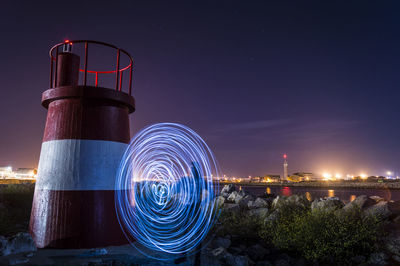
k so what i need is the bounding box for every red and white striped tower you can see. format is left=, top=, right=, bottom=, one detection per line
left=283, top=154, right=288, bottom=181
left=30, top=40, right=135, bottom=248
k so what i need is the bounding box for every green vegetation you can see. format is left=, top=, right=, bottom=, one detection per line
left=0, top=184, right=34, bottom=236
left=218, top=210, right=264, bottom=244
left=219, top=201, right=385, bottom=264
left=262, top=206, right=384, bottom=264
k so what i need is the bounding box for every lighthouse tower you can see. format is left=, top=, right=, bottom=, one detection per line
left=283, top=154, right=288, bottom=181
left=29, top=40, right=135, bottom=248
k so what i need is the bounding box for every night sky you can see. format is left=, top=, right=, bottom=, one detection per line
left=1, top=1, right=400, bottom=177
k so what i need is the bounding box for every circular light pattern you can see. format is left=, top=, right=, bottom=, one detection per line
left=115, top=123, right=220, bottom=259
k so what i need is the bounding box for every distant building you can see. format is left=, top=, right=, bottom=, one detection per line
left=289, top=172, right=315, bottom=182
left=366, top=176, right=386, bottom=182
left=251, top=175, right=280, bottom=183
left=0, top=167, right=37, bottom=179
left=263, top=174, right=281, bottom=182
left=0, top=166, right=12, bottom=178
left=14, top=168, right=37, bottom=179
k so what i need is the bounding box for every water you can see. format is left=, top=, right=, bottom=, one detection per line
left=238, top=185, right=399, bottom=203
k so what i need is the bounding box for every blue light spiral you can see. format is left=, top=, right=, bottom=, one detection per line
left=115, top=123, right=220, bottom=258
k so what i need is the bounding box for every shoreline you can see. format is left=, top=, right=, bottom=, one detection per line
left=220, top=181, right=400, bottom=190
left=0, top=179, right=35, bottom=185
left=1, top=179, right=400, bottom=190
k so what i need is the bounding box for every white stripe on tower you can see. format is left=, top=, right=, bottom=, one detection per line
left=36, top=139, right=127, bottom=191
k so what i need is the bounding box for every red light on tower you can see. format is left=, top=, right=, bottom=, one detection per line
left=283, top=154, right=287, bottom=159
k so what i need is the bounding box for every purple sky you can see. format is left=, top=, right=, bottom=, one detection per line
left=1, top=1, right=400, bottom=177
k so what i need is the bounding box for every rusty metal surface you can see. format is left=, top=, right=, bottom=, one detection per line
left=31, top=78, right=135, bottom=248
left=30, top=189, right=128, bottom=248
left=42, top=86, right=135, bottom=114
left=42, top=97, right=131, bottom=143
left=56, top=53, right=80, bottom=87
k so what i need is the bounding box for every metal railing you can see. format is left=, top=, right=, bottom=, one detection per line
left=49, top=40, right=134, bottom=96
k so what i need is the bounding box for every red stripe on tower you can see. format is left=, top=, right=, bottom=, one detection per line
left=29, top=41, right=135, bottom=248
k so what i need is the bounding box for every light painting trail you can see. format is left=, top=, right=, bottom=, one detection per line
left=115, top=123, right=220, bottom=259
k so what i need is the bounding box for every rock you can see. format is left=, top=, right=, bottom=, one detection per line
left=365, top=201, right=391, bottom=219
left=367, top=252, right=387, bottom=265
left=343, top=195, right=376, bottom=211
left=274, top=259, right=290, bottom=266
left=246, top=244, right=268, bottom=261
left=256, top=261, right=272, bottom=266
left=9, top=258, right=29, bottom=265
left=350, top=255, right=366, bottom=264
left=229, top=246, right=244, bottom=255
left=393, top=215, right=400, bottom=224
left=1, top=233, right=36, bottom=256
left=227, top=191, right=243, bottom=203
left=311, top=197, right=344, bottom=212
left=89, top=248, right=107, bottom=255
left=264, top=210, right=279, bottom=224
left=248, top=208, right=269, bottom=218
left=286, top=194, right=310, bottom=208
left=393, top=255, right=400, bottom=263
left=370, top=196, right=385, bottom=203
left=238, top=189, right=247, bottom=197
left=211, top=247, right=226, bottom=257
left=384, top=235, right=400, bottom=256
left=221, top=184, right=236, bottom=194
left=272, top=195, right=309, bottom=209
left=210, top=247, right=249, bottom=266
left=0, top=236, right=7, bottom=256
left=295, top=257, right=307, bottom=266
left=254, top=198, right=268, bottom=208
left=388, top=201, right=400, bottom=217
left=264, top=197, right=275, bottom=207
left=201, top=249, right=224, bottom=266
left=248, top=201, right=256, bottom=209
left=225, top=254, right=249, bottom=266
left=223, top=203, right=240, bottom=214
left=274, top=254, right=293, bottom=266
left=272, top=196, right=287, bottom=209
left=213, top=237, right=231, bottom=249
left=216, top=196, right=225, bottom=208
left=221, top=192, right=230, bottom=198
left=78, top=248, right=108, bottom=257
left=238, top=195, right=254, bottom=209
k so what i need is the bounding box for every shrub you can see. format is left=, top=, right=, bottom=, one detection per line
left=218, top=209, right=263, bottom=243
left=260, top=204, right=385, bottom=264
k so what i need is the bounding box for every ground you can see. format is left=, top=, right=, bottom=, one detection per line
left=0, top=244, right=199, bottom=265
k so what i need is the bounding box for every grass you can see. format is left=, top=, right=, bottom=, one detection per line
left=0, top=183, right=35, bottom=236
